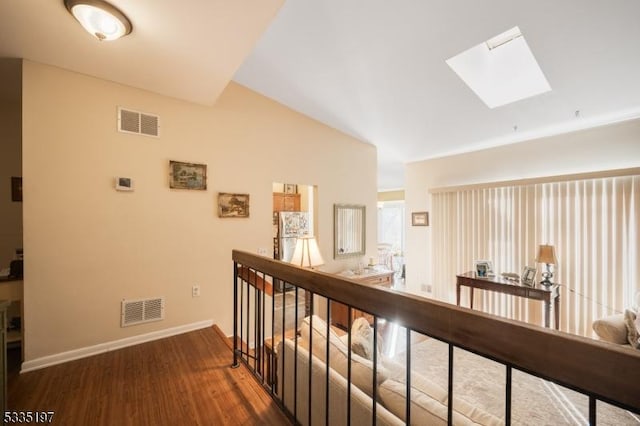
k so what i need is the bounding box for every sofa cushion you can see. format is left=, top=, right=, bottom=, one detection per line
left=623, top=309, right=640, bottom=348
left=379, top=378, right=502, bottom=426
left=350, top=317, right=376, bottom=360
left=592, top=313, right=628, bottom=345
left=300, top=315, right=388, bottom=398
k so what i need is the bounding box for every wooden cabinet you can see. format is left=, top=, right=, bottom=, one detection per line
left=273, top=192, right=301, bottom=212
left=330, top=270, right=394, bottom=330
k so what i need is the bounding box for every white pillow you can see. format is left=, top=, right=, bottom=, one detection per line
left=300, top=315, right=388, bottom=397
left=350, top=317, right=375, bottom=359
left=592, top=313, right=628, bottom=345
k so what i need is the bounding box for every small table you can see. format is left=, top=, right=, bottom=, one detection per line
left=456, top=271, right=560, bottom=329
left=331, top=268, right=394, bottom=329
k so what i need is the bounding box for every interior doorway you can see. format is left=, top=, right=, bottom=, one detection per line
left=377, top=200, right=405, bottom=278
left=272, top=183, right=316, bottom=263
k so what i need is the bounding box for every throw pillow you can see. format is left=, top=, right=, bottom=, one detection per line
left=592, top=313, right=628, bottom=345
left=299, top=315, right=389, bottom=398
left=623, top=309, right=640, bottom=349
left=350, top=317, right=374, bottom=359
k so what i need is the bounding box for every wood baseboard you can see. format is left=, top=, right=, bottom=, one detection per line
left=21, top=320, right=214, bottom=373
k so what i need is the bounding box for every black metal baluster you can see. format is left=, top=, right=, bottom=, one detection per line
left=254, top=268, right=259, bottom=373
left=260, top=271, right=266, bottom=381
left=246, top=269, right=250, bottom=364
left=271, top=272, right=276, bottom=396
left=232, top=262, right=239, bottom=368
left=325, top=298, right=331, bottom=426
left=281, top=281, right=286, bottom=412
left=347, top=307, right=352, bottom=426
left=447, top=344, right=454, bottom=426
left=589, top=396, right=596, bottom=425
left=372, top=316, right=378, bottom=425
left=308, top=296, right=314, bottom=426
left=239, top=270, right=244, bottom=362
left=406, top=327, right=411, bottom=425
left=294, top=286, right=299, bottom=422
left=505, top=365, right=512, bottom=426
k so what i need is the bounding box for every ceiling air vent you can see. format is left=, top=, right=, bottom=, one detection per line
left=118, top=107, right=160, bottom=137
left=121, top=297, right=165, bottom=327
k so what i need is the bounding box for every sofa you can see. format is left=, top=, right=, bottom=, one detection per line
left=277, top=315, right=501, bottom=426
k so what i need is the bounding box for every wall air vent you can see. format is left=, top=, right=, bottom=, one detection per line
left=121, top=297, right=165, bottom=327
left=118, top=107, right=160, bottom=137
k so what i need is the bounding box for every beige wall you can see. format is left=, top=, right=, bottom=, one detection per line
left=22, top=61, right=377, bottom=362
left=405, top=119, right=640, bottom=295
left=0, top=58, right=22, bottom=269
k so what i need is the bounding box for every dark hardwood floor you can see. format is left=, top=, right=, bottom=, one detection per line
left=9, top=327, right=290, bottom=426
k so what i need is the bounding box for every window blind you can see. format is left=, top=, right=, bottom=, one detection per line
left=432, top=175, right=639, bottom=336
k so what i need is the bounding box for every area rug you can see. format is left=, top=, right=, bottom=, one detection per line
left=393, top=338, right=639, bottom=425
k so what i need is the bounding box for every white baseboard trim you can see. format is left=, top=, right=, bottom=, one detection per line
left=21, top=319, right=214, bottom=373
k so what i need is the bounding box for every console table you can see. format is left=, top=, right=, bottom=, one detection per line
left=456, top=271, right=560, bottom=329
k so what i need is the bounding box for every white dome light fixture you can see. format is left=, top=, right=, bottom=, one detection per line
left=64, top=0, right=132, bottom=41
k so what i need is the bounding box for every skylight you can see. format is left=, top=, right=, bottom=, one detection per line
left=446, top=26, right=551, bottom=108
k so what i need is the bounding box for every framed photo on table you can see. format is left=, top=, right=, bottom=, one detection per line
left=521, top=266, right=537, bottom=287
left=474, top=260, right=494, bottom=277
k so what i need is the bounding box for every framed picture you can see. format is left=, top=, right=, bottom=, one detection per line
left=474, top=260, right=494, bottom=277
left=11, top=177, right=22, bottom=202
left=115, top=177, right=134, bottom=191
left=412, top=211, right=429, bottom=226
left=284, top=183, right=297, bottom=194
left=169, top=161, right=207, bottom=190
left=218, top=193, right=250, bottom=218
left=521, top=266, right=537, bottom=287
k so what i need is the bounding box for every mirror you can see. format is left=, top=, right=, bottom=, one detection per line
left=334, top=204, right=366, bottom=259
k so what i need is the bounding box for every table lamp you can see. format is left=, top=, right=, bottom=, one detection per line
left=536, top=244, right=557, bottom=286
left=290, top=236, right=324, bottom=269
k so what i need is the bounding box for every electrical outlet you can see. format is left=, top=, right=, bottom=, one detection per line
left=257, top=248, right=268, bottom=256
left=421, top=284, right=433, bottom=293
left=192, top=284, right=200, bottom=297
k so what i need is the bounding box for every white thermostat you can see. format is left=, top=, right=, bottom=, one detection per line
left=115, top=177, right=134, bottom=191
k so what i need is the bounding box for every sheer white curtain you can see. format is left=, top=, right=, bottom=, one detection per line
left=432, top=174, right=639, bottom=336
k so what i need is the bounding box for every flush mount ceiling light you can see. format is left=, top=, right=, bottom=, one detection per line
left=65, top=0, right=132, bottom=41
left=446, top=26, right=551, bottom=108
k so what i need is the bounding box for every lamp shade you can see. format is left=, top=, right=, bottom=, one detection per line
left=290, top=236, right=324, bottom=268
left=536, top=244, right=558, bottom=265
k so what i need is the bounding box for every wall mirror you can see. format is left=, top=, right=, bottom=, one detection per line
left=334, top=204, right=366, bottom=259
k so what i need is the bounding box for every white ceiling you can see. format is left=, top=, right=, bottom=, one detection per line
left=0, top=0, right=283, bottom=104
left=234, top=0, right=640, bottom=189
left=2, top=1, right=640, bottom=189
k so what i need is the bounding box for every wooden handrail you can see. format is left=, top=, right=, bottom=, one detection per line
left=233, top=249, right=640, bottom=412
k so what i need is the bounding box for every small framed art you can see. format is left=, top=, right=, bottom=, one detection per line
left=218, top=193, right=250, bottom=218
left=412, top=211, right=429, bottom=226
left=169, top=161, right=207, bottom=190
left=521, top=266, right=537, bottom=287
left=284, top=183, right=297, bottom=194
left=474, top=260, right=494, bottom=277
